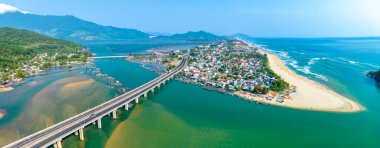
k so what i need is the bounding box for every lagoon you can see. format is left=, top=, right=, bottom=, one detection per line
left=1, top=39, right=380, bottom=148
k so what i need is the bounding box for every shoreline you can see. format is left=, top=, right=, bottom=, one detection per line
left=242, top=49, right=364, bottom=112
left=126, top=41, right=364, bottom=112
left=0, top=87, right=13, bottom=93
left=0, top=109, right=6, bottom=120
left=0, top=65, right=87, bottom=93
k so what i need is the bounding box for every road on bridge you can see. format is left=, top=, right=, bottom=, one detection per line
left=5, top=56, right=188, bottom=148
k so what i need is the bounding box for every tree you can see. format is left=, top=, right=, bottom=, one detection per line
left=1, top=74, right=10, bottom=81
left=235, top=86, right=242, bottom=91
left=14, top=70, right=28, bottom=79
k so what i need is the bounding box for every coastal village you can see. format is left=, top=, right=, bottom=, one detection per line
left=129, top=40, right=296, bottom=105
left=127, top=50, right=186, bottom=75
left=0, top=51, right=89, bottom=91
left=180, top=40, right=296, bottom=104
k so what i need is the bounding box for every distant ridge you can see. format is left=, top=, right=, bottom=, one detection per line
left=0, top=4, right=227, bottom=42
left=225, top=33, right=253, bottom=40
left=0, top=11, right=150, bottom=41
left=157, top=31, right=225, bottom=41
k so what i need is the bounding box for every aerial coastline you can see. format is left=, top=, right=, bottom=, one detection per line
left=239, top=47, right=364, bottom=112
left=127, top=40, right=365, bottom=112
left=0, top=28, right=90, bottom=93
left=0, top=86, right=13, bottom=92
left=0, top=109, right=6, bottom=120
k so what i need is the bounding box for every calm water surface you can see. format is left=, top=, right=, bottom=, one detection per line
left=1, top=39, right=379, bottom=148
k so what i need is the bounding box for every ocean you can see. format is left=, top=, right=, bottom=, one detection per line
left=0, top=38, right=379, bottom=148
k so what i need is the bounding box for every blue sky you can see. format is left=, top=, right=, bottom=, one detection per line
left=1, top=0, right=380, bottom=37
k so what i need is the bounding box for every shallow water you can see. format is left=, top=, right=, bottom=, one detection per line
left=0, top=68, right=113, bottom=146
left=1, top=39, right=380, bottom=148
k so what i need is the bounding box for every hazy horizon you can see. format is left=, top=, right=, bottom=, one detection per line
left=1, top=0, right=380, bottom=38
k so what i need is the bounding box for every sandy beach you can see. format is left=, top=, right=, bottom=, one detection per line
left=63, top=79, right=94, bottom=89
left=237, top=49, right=364, bottom=112
left=0, top=109, right=6, bottom=120
left=0, top=87, right=13, bottom=93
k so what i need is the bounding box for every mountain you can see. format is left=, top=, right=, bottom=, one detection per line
left=0, top=3, right=29, bottom=14
left=146, top=32, right=173, bottom=36
left=0, top=27, right=84, bottom=71
left=0, top=4, right=229, bottom=42
left=225, top=33, right=253, bottom=40
left=157, top=31, right=225, bottom=41
left=0, top=11, right=150, bottom=41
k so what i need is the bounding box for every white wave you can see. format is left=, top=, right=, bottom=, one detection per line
left=238, top=39, right=328, bottom=81
left=348, top=61, right=357, bottom=64
left=307, top=58, right=321, bottom=65
left=338, top=57, right=379, bottom=68
left=361, top=62, right=379, bottom=68
left=291, top=51, right=305, bottom=55
left=276, top=54, right=328, bottom=81
left=288, top=62, right=328, bottom=81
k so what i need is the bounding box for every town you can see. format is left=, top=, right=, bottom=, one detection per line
left=126, top=40, right=295, bottom=103
left=181, top=40, right=294, bottom=103
left=0, top=51, right=89, bottom=88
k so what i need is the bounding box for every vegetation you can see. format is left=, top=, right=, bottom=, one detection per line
left=0, top=28, right=87, bottom=70
left=0, top=27, right=89, bottom=84
left=261, top=54, right=289, bottom=92
left=0, top=12, right=150, bottom=41
left=167, top=65, right=176, bottom=71
left=184, top=40, right=290, bottom=95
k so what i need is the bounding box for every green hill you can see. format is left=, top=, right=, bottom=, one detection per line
left=157, top=31, right=225, bottom=41
left=0, top=12, right=150, bottom=41
left=0, top=27, right=86, bottom=72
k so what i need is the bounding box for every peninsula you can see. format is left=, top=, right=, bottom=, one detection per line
left=0, top=28, right=90, bottom=92
left=178, top=40, right=363, bottom=112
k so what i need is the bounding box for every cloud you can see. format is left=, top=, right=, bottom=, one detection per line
left=0, top=3, right=29, bottom=14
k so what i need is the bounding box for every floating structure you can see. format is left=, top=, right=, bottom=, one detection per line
left=4, top=57, right=188, bottom=148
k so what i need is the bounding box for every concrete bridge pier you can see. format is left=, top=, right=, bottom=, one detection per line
left=124, top=103, right=129, bottom=110
left=151, top=88, right=154, bottom=93
left=112, top=110, right=117, bottom=119
left=79, top=127, right=84, bottom=140
left=97, top=118, right=102, bottom=129
left=135, top=97, right=139, bottom=104
left=56, top=139, right=62, bottom=148
left=144, top=93, right=147, bottom=98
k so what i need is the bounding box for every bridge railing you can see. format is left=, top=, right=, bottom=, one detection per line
left=4, top=56, right=187, bottom=148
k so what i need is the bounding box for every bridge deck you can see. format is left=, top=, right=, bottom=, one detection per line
left=4, top=56, right=187, bottom=148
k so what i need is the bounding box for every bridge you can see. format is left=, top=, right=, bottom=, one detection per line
left=4, top=56, right=188, bottom=148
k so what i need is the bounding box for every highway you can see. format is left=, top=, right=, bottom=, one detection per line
left=4, top=56, right=187, bottom=148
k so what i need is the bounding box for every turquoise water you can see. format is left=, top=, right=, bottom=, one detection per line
left=87, top=38, right=380, bottom=148
left=1, top=38, right=380, bottom=147
left=245, top=38, right=380, bottom=110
